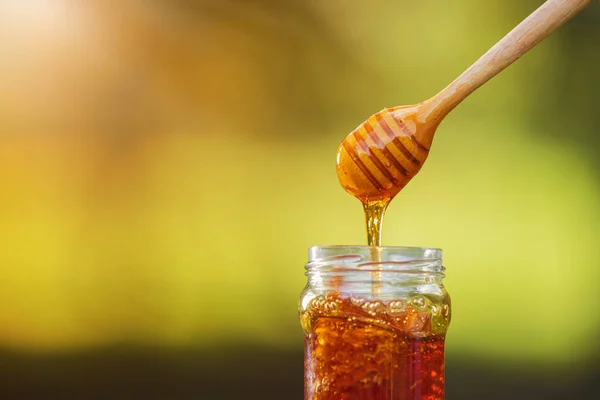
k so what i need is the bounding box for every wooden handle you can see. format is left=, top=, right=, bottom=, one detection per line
left=422, top=0, right=593, bottom=120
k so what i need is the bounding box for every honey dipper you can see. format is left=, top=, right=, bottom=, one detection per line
left=336, top=0, right=593, bottom=203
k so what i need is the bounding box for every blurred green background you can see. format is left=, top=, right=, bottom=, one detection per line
left=0, top=0, right=599, bottom=398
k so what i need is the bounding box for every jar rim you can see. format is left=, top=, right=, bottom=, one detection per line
left=309, top=245, right=442, bottom=260
left=309, top=244, right=442, bottom=252
left=307, top=245, right=444, bottom=274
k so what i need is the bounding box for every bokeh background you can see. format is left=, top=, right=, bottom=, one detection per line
left=0, top=0, right=599, bottom=398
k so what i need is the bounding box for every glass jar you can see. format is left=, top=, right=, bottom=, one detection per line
left=299, top=246, right=451, bottom=400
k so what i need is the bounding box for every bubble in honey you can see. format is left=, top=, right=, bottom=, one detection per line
left=388, top=300, right=406, bottom=314
left=310, top=296, right=325, bottom=311
left=321, top=377, right=331, bottom=392
left=350, top=297, right=365, bottom=307
left=411, top=295, right=428, bottom=311
left=324, top=301, right=339, bottom=313
left=361, top=301, right=383, bottom=316
left=441, top=304, right=450, bottom=317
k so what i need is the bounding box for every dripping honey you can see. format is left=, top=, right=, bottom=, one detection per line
left=362, top=200, right=388, bottom=247
left=336, top=106, right=438, bottom=247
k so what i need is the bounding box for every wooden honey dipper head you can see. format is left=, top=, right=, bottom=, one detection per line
left=336, top=104, right=440, bottom=203
left=336, top=0, right=592, bottom=204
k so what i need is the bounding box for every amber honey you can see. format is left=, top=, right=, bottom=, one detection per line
left=301, top=293, right=449, bottom=400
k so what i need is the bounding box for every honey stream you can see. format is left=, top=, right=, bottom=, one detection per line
left=336, top=106, right=436, bottom=294
left=363, top=200, right=389, bottom=294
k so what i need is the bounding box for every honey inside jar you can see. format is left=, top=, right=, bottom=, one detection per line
left=302, top=294, right=448, bottom=400
left=300, top=247, right=450, bottom=400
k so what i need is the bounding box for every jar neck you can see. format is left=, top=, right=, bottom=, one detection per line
left=305, top=246, right=445, bottom=298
